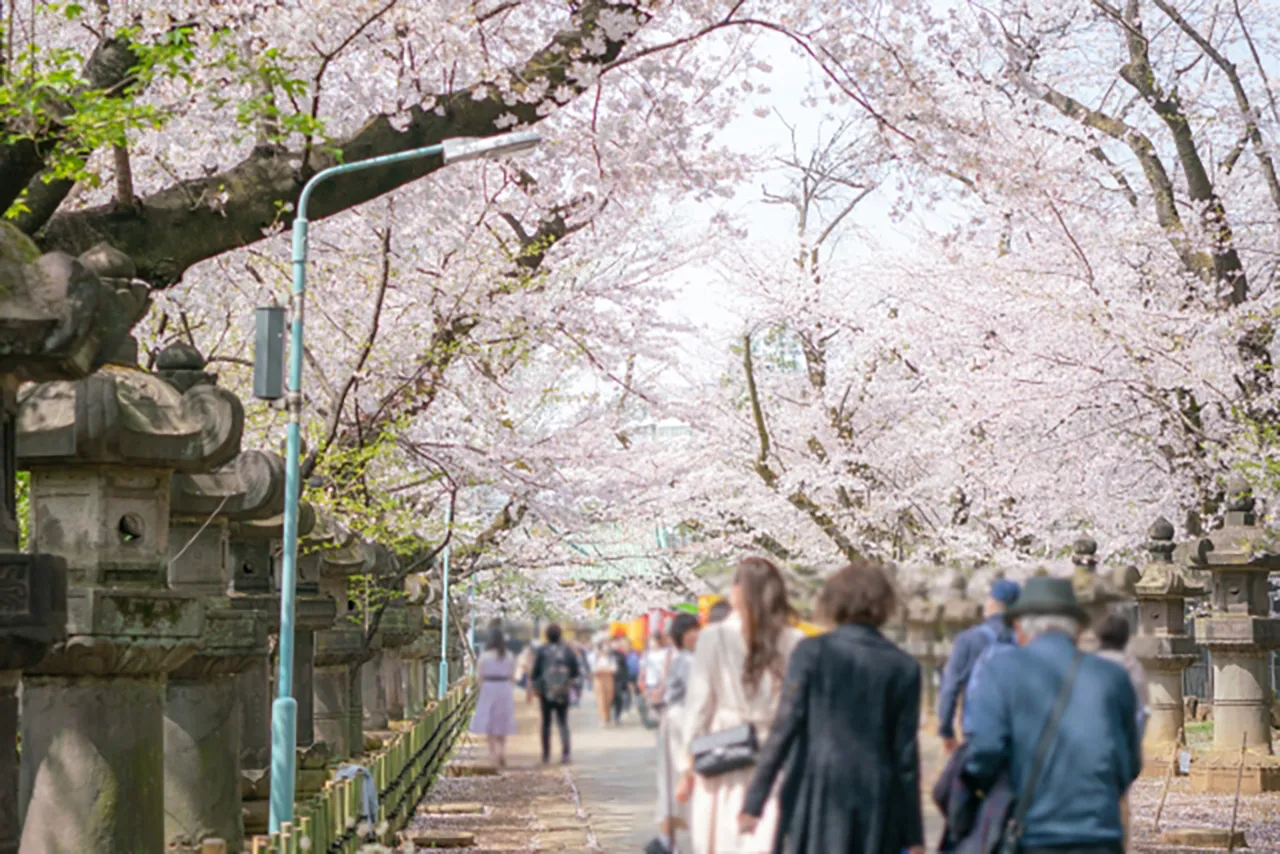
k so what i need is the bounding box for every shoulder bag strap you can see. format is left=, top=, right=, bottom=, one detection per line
left=1005, top=649, right=1084, bottom=845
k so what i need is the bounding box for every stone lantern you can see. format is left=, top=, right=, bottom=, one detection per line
left=373, top=548, right=423, bottom=724
left=362, top=544, right=403, bottom=731
left=159, top=345, right=274, bottom=854
left=14, top=321, right=242, bottom=852
left=1070, top=536, right=1131, bottom=651
left=903, top=582, right=942, bottom=724
left=1187, top=477, right=1280, bottom=793
left=310, top=517, right=375, bottom=760
left=1131, top=517, right=1203, bottom=766
left=229, top=499, right=331, bottom=840
left=939, top=572, right=982, bottom=666
left=400, top=570, right=433, bottom=717
left=0, top=231, right=151, bottom=854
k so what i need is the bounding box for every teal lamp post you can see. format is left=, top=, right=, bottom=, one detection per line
left=268, top=130, right=541, bottom=834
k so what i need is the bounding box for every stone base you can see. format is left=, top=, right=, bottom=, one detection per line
left=1157, top=827, right=1248, bottom=849
left=1141, top=744, right=1189, bottom=778
left=445, top=762, right=497, bottom=778
left=419, top=802, right=484, bottom=816
left=19, top=674, right=166, bottom=853
left=164, top=675, right=244, bottom=853
left=404, top=830, right=475, bottom=848
left=1190, top=756, right=1280, bottom=794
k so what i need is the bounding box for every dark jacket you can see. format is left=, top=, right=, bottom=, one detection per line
left=937, top=615, right=1005, bottom=739
left=742, top=624, right=924, bottom=854
left=963, top=632, right=1141, bottom=849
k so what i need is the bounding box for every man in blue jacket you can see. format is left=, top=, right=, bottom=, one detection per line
left=937, top=578, right=1021, bottom=753
left=964, top=577, right=1141, bottom=854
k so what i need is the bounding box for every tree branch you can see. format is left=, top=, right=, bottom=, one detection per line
left=38, top=0, right=652, bottom=284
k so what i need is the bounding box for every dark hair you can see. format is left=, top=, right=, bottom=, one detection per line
left=669, top=613, right=700, bottom=649
left=818, top=560, right=898, bottom=627
left=486, top=625, right=508, bottom=658
left=1096, top=613, right=1130, bottom=651
left=734, top=557, right=792, bottom=693
left=545, top=623, right=563, bottom=644
left=707, top=600, right=732, bottom=623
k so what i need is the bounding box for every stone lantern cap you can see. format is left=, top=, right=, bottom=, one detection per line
left=232, top=500, right=316, bottom=542
left=172, top=449, right=287, bottom=522
left=1190, top=477, right=1280, bottom=571
left=16, top=363, right=243, bottom=471
left=0, top=226, right=151, bottom=383
left=313, top=519, right=376, bottom=579
left=905, top=582, right=940, bottom=625
left=941, top=572, right=982, bottom=628
left=1136, top=516, right=1206, bottom=600
left=1069, top=535, right=1128, bottom=608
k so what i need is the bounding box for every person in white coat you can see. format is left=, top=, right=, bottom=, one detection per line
left=675, top=557, right=803, bottom=854
left=654, top=613, right=702, bottom=852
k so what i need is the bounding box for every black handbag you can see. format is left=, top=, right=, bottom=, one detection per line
left=643, top=837, right=672, bottom=854
left=690, top=723, right=759, bottom=777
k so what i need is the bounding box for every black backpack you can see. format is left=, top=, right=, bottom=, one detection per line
left=542, top=644, right=573, bottom=703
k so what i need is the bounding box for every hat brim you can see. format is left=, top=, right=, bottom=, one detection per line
left=1003, top=602, right=1091, bottom=628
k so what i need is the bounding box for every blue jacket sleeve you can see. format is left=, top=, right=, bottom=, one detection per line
left=963, top=661, right=1010, bottom=789
left=937, top=629, right=978, bottom=739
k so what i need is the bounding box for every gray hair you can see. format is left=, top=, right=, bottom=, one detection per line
left=1016, top=614, right=1082, bottom=641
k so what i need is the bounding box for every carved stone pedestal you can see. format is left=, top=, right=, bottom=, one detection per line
left=315, top=628, right=366, bottom=759
left=0, top=554, right=64, bottom=854
left=19, top=598, right=203, bottom=853
left=1132, top=518, right=1202, bottom=774
left=903, top=584, right=941, bottom=725
left=402, top=633, right=431, bottom=719
left=1186, top=480, right=1280, bottom=793
left=164, top=608, right=264, bottom=853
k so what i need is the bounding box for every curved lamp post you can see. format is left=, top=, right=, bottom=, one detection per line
left=269, top=130, right=541, bottom=833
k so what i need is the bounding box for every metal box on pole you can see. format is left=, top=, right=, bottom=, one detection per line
left=254, top=305, right=285, bottom=400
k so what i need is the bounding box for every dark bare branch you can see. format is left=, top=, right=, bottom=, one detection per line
left=38, top=0, right=652, bottom=285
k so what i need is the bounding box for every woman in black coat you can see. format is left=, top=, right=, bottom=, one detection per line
left=739, top=559, right=925, bottom=854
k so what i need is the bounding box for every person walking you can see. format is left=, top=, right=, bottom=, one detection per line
left=653, top=613, right=701, bottom=853
left=469, top=624, right=518, bottom=767
left=738, top=559, right=925, bottom=854
left=1095, top=611, right=1149, bottom=851
left=590, top=638, right=616, bottom=726
left=611, top=637, right=631, bottom=722
left=528, top=623, right=581, bottom=764
left=674, top=557, right=803, bottom=854
left=963, top=577, right=1141, bottom=854
left=1094, top=612, right=1149, bottom=732
left=641, top=630, right=673, bottom=729
left=936, top=578, right=1021, bottom=754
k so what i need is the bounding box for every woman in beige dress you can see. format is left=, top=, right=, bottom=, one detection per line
left=675, top=557, right=803, bottom=854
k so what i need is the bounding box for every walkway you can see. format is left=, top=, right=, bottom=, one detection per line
left=413, top=691, right=948, bottom=852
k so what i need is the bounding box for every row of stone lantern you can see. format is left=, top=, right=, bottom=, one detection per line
left=896, top=499, right=1279, bottom=792
left=11, top=326, right=437, bottom=851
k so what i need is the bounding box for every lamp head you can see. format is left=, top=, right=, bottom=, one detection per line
left=442, top=130, right=542, bottom=164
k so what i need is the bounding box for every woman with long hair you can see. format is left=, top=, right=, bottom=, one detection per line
left=675, top=557, right=803, bottom=853
left=739, top=560, right=924, bottom=854
left=469, top=624, right=518, bottom=767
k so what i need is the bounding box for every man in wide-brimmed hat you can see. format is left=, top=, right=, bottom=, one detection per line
left=962, top=576, right=1141, bottom=854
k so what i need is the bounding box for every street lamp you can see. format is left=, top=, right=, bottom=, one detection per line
left=268, top=129, right=542, bottom=834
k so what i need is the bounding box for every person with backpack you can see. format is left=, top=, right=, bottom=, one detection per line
left=529, top=623, right=581, bottom=764
left=961, top=576, right=1140, bottom=854
left=936, top=578, right=1021, bottom=753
